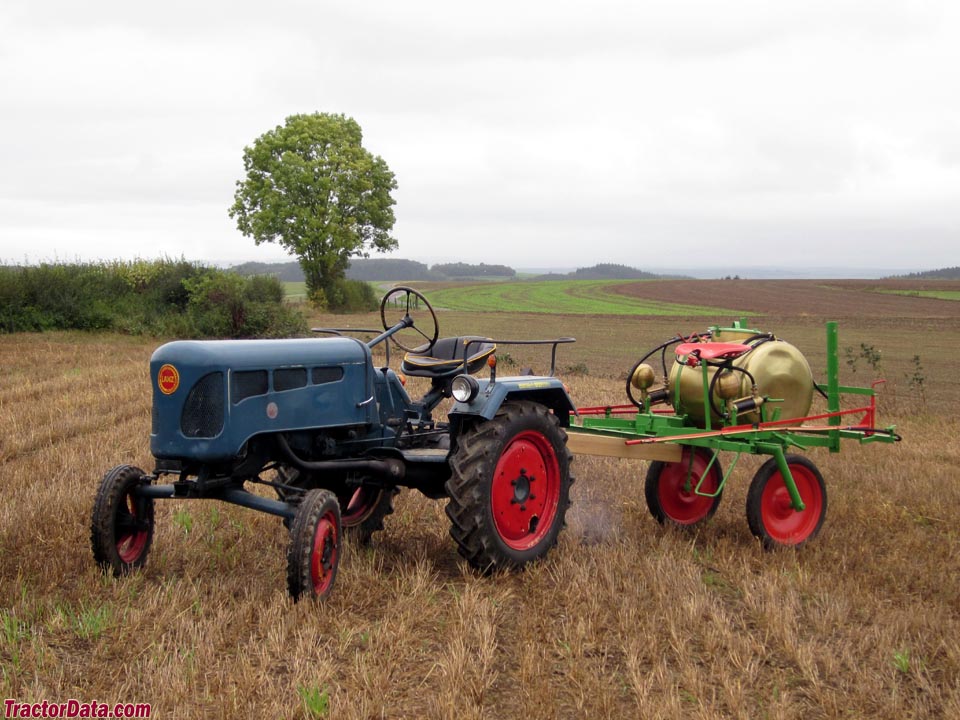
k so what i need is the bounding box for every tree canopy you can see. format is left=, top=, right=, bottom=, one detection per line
left=229, top=113, right=398, bottom=307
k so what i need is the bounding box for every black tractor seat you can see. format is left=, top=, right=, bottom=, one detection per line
left=401, top=336, right=497, bottom=379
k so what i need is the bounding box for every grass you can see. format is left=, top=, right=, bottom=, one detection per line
left=284, top=281, right=308, bottom=300
left=298, top=685, right=331, bottom=717
left=879, top=289, right=960, bottom=301
left=425, top=279, right=744, bottom=316
left=1, top=285, right=959, bottom=717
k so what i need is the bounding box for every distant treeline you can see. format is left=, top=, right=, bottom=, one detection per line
left=887, top=266, right=960, bottom=280
left=0, top=260, right=305, bottom=337
left=232, top=259, right=671, bottom=282
left=232, top=259, right=516, bottom=282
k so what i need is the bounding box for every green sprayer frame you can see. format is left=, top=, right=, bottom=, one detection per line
left=566, top=322, right=900, bottom=546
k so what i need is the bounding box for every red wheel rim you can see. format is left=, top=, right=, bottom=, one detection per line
left=116, top=493, right=149, bottom=563
left=340, top=487, right=380, bottom=526
left=760, top=463, right=824, bottom=545
left=657, top=448, right=719, bottom=525
left=490, top=430, right=561, bottom=551
left=310, top=511, right=339, bottom=595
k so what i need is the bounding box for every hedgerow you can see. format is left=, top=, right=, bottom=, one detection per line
left=0, top=259, right=305, bottom=338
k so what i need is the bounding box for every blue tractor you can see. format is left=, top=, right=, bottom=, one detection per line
left=91, top=288, right=576, bottom=600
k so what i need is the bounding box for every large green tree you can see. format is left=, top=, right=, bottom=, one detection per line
left=229, top=113, right=398, bottom=307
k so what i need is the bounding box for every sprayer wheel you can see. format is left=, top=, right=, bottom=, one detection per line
left=746, top=455, right=826, bottom=549
left=645, top=447, right=723, bottom=527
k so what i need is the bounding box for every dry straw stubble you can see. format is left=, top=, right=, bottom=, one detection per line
left=1, top=298, right=959, bottom=718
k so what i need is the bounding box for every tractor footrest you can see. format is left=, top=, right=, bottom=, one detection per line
left=399, top=448, right=449, bottom=463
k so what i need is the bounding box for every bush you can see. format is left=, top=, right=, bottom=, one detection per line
left=184, top=271, right=305, bottom=338
left=0, top=260, right=305, bottom=338
left=324, top=278, right=378, bottom=313
left=244, top=274, right=286, bottom=304
left=0, top=263, right=122, bottom=332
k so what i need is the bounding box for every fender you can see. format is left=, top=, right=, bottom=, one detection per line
left=448, top=376, right=575, bottom=427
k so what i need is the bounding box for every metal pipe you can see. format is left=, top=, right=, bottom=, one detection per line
left=134, top=484, right=176, bottom=499
left=826, top=322, right=840, bottom=452
left=770, top=445, right=805, bottom=512
left=133, top=483, right=297, bottom=518
left=276, top=433, right=405, bottom=479
left=218, top=487, right=297, bottom=519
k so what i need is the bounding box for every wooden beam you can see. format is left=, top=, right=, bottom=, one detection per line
left=566, top=430, right=682, bottom=462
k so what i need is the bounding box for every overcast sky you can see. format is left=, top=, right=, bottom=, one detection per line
left=1, top=1, right=958, bottom=275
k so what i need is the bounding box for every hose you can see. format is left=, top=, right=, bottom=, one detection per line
left=625, top=331, right=711, bottom=408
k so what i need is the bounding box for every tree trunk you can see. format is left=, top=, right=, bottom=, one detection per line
left=300, top=250, right=350, bottom=310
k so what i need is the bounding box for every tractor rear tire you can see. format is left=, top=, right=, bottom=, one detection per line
left=645, top=447, right=723, bottom=527
left=91, top=464, right=155, bottom=577
left=746, top=455, right=827, bottom=549
left=287, top=489, right=341, bottom=601
left=446, top=401, right=573, bottom=572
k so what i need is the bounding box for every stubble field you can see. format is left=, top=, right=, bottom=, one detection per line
left=1, top=282, right=959, bottom=719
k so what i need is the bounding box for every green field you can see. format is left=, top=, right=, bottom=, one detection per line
left=283, top=281, right=307, bottom=300
left=426, top=279, right=743, bottom=315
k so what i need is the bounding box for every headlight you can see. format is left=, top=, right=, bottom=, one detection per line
left=451, top=374, right=480, bottom=403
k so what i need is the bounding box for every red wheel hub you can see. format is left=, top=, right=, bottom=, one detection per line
left=760, top=463, right=823, bottom=545
left=490, top=430, right=560, bottom=551
left=657, top=449, right=719, bottom=525
left=310, top=512, right=339, bottom=595
left=340, top=487, right=379, bottom=526
left=116, top=493, right=149, bottom=563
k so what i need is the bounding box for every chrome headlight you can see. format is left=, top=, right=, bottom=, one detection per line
left=451, top=374, right=480, bottom=403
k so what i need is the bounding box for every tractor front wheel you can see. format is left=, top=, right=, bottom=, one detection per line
left=337, top=485, right=398, bottom=544
left=91, top=464, right=155, bottom=576
left=746, top=455, right=826, bottom=549
left=446, top=401, right=573, bottom=572
left=287, top=489, right=342, bottom=601
left=274, top=466, right=395, bottom=543
left=645, top=447, right=723, bottom=527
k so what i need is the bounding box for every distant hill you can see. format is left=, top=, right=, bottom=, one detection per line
left=231, top=259, right=681, bottom=283
left=536, top=263, right=680, bottom=281
left=432, top=262, right=515, bottom=279
left=230, top=261, right=304, bottom=281
left=571, top=263, right=663, bottom=280
left=886, top=266, right=960, bottom=280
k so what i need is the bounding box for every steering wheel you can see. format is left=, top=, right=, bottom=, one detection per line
left=379, top=286, right=439, bottom=353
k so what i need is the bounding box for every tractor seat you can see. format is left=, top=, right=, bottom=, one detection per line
left=675, top=342, right=751, bottom=362
left=401, top=336, right=497, bottom=379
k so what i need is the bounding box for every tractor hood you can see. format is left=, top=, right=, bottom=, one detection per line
left=149, top=337, right=375, bottom=462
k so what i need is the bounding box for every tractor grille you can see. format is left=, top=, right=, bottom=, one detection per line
left=274, top=367, right=307, bottom=392
left=181, top=372, right=225, bottom=438
left=312, top=366, right=344, bottom=384
left=232, top=370, right=268, bottom=404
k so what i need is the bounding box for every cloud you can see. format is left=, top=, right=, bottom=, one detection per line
left=1, top=0, right=958, bottom=273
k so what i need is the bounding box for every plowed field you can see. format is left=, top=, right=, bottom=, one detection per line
left=612, top=279, right=960, bottom=318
